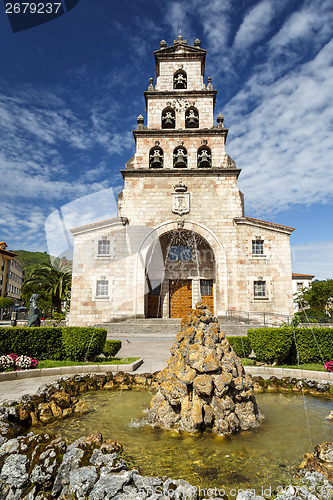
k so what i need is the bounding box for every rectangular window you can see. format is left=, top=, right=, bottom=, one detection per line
left=252, top=240, right=264, bottom=255
left=96, top=280, right=108, bottom=297
left=98, top=240, right=110, bottom=255
left=297, top=282, right=303, bottom=291
left=200, top=279, right=213, bottom=296
left=254, top=280, right=266, bottom=297
left=168, top=245, right=192, bottom=261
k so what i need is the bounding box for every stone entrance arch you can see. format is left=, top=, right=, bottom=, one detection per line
left=135, top=220, right=227, bottom=318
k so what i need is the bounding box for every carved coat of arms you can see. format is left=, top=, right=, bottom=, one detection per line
left=172, top=181, right=190, bottom=216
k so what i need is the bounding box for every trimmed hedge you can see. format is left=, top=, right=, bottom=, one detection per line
left=227, top=336, right=252, bottom=358
left=0, top=327, right=107, bottom=362
left=248, top=327, right=333, bottom=364
left=0, top=327, right=63, bottom=360
left=103, top=340, right=122, bottom=357
left=293, top=327, right=333, bottom=363
left=62, top=327, right=107, bottom=361
left=247, top=327, right=293, bottom=364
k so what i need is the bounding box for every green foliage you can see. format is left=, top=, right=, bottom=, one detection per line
left=21, top=281, right=52, bottom=314
left=293, top=327, right=333, bottom=363
left=297, top=279, right=333, bottom=311
left=103, top=339, right=122, bottom=357
left=23, top=258, right=72, bottom=313
left=227, top=336, right=251, bottom=357
left=11, top=250, right=52, bottom=279
left=0, top=326, right=107, bottom=361
left=0, top=298, right=14, bottom=309
left=61, top=327, right=107, bottom=361
left=247, top=327, right=293, bottom=364
left=0, top=327, right=63, bottom=359
left=294, top=309, right=331, bottom=323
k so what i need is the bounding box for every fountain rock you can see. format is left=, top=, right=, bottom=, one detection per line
left=147, top=303, right=262, bottom=435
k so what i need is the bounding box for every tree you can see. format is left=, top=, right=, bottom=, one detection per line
left=23, top=258, right=72, bottom=314
left=297, top=279, right=333, bottom=314
left=0, top=297, right=14, bottom=320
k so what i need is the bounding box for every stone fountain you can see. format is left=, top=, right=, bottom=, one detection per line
left=147, top=303, right=262, bottom=435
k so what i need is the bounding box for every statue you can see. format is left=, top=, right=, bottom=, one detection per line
left=27, top=293, right=41, bottom=327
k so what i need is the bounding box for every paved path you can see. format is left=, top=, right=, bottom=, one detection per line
left=0, top=338, right=173, bottom=403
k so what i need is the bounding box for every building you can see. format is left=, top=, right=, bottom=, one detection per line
left=69, top=36, right=295, bottom=326
left=292, top=273, right=315, bottom=313
left=0, top=242, right=24, bottom=301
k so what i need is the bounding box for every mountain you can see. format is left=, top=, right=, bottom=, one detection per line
left=10, top=250, right=51, bottom=279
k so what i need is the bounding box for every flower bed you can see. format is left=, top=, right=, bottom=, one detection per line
left=0, top=353, right=38, bottom=372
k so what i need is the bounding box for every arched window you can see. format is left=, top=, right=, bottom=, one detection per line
left=173, top=146, right=187, bottom=168
left=173, top=70, right=187, bottom=89
left=197, top=145, right=212, bottom=168
left=185, top=107, right=199, bottom=128
left=149, top=146, right=164, bottom=168
left=161, top=107, right=175, bottom=129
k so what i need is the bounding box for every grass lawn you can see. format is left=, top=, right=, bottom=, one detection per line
left=38, top=358, right=140, bottom=369
left=241, top=358, right=326, bottom=372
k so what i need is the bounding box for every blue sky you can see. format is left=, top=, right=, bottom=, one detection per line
left=0, top=0, right=332, bottom=279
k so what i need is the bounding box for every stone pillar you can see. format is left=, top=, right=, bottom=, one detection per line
left=161, top=279, right=169, bottom=317
left=191, top=277, right=201, bottom=308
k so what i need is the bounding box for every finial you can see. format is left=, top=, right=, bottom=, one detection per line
left=207, top=76, right=213, bottom=90
left=178, top=29, right=183, bottom=41
left=148, top=77, right=155, bottom=91
left=217, top=113, right=224, bottom=128
left=137, top=114, right=144, bottom=129
left=160, top=39, right=167, bottom=48
left=194, top=38, right=201, bottom=47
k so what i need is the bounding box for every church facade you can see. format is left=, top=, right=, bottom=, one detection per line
left=68, top=36, right=294, bottom=326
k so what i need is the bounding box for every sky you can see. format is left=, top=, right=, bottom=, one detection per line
left=0, top=0, right=332, bottom=279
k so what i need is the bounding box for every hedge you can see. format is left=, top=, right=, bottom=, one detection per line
left=227, top=336, right=251, bottom=358
left=61, top=327, right=107, bottom=361
left=247, top=327, right=333, bottom=364
left=103, top=339, right=122, bottom=357
left=247, top=327, right=293, bottom=364
left=0, top=327, right=107, bottom=361
left=293, top=327, right=333, bottom=363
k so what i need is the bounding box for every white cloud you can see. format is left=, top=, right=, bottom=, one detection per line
left=291, top=240, right=333, bottom=280
left=232, top=0, right=275, bottom=52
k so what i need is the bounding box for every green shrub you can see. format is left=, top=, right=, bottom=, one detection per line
left=0, top=327, right=63, bottom=359
left=103, top=339, right=122, bottom=357
left=247, top=327, right=293, bottom=364
left=293, top=327, right=333, bottom=363
left=61, top=327, right=107, bottom=361
left=227, top=336, right=251, bottom=358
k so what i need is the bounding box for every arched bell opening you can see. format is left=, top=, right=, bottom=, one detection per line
left=149, top=146, right=164, bottom=168
left=145, top=229, right=216, bottom=318
left=185, top=107, right=199, bottom=128
left=161, top=107, right=175, bottom=129
left=173, top=146, right=187, bottom=168
left=173, top=69, right=187, bottom=89
left=197, top=145, right=212, bottom=168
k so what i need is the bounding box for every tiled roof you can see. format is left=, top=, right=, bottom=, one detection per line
left=292, top=273, right=315, bottom=279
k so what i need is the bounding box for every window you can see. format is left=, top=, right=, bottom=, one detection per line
left=98, top=240, right=110, bottom=255
left=173, top=69, right=187, bottom=89
left=197, top=145, right=212, bottom=168
left=169, top=245, right=192, bottom=261
left=252, top=240, right=264, bottom=255
left=185, top=107, right=199, bottom=128
left=149, top=146, right=164, bottom=168
left=96, top=280, right=108, bottom=297
left=161, top=107, right=175, bottom=129
left=297, top=282, right=304, bottom=291
left=254, top=281, right=266, bottom=297
left=200, top=279, right=213, bottom=296
left=173, top=146, right=187, bottom=168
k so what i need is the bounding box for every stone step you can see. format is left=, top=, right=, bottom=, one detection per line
left=98, top=318, right=265, bottom=338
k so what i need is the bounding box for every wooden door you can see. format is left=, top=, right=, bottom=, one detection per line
left=147, top=282, right=161, bottom=318
left=169, top=279, right=192, bottom=318
left=200, top=279, right=214, bottom=315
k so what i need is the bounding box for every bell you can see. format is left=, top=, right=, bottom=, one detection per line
left=198, top=149, right=211, bottom=168
left=174, top=151, right=186, bottom=168
left=150, top=150, right=163, bottom=168
left=163, top=115, right=174, bottom=127
left=187, top=111, right=198, bottom=127
left=174, top=73, right=187, bottom=89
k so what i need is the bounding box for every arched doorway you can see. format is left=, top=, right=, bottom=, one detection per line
left=145, top=229, right=216, bottom=318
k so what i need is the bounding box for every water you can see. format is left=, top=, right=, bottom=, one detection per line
left=44, top=389, right=333, bottom=494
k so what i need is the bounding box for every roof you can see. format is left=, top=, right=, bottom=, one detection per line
left=70, top=217, right=128, bottom=235
left=234, top=216, right=295, bottom=234
left=292, top=273, right=315, bottom=279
